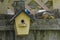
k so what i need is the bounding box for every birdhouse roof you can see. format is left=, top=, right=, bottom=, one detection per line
left=10, top=10, right=34, bottom=22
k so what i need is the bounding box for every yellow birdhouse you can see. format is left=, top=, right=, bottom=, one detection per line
left=10, top=10, right=33, bottom=35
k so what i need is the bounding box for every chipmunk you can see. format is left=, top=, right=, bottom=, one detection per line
left=36, top=10, right=55, bottom=19
left=42, top=12, right=55, bottom=19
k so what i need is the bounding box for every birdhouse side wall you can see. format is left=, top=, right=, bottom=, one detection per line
left=15, top=12, right=30, bottom=35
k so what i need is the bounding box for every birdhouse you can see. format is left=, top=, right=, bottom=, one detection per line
left=15, top=11, right=30, bottom=35
left=10, top=10, right=33, bottom=35
left=10, top=1, right=34, bottom=35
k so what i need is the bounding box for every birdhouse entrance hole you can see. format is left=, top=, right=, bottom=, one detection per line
left=19, top=19, right=26, bottom=27
left=21, top=20, right=25, bottom=24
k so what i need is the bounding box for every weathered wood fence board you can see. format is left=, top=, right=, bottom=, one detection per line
left=0, top=30, right=60, bottom=40
left=14, top=30, right=60, bottom=40
left=30, top=19, right=60, bottom=30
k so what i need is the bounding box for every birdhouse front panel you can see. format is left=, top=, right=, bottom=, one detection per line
left=15, top=12, right=30, bottom=35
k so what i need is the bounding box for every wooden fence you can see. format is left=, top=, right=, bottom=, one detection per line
left=0, top=14, right=60, bottom=40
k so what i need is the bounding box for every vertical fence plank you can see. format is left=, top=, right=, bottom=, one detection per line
left=41, top=31, right=60, bottom=40
left=25, top=31, right=34, bottom=40
left=5, top=31, right=15, bottom=40
left=36, top=30, right=45, bottom=40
